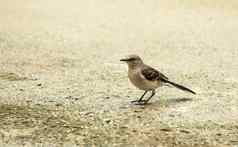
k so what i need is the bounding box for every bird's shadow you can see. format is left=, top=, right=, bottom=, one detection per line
left=132, top=97, right=193, bottom=108
left=165, top=97, right=193, bottom=104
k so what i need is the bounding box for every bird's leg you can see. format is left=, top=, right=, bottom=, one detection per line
left=142, top=90, right=156, bottom=104
left=131, top=91, right=148, bottom=103
left=138, top=91, right=148, bottom=102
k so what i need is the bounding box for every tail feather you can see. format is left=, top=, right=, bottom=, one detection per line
left=164, top=80, right=196, bottom=95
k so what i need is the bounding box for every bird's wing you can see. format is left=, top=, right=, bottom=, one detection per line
left=141, top=66, right=169, bottom=82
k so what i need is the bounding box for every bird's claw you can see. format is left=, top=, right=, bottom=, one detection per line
left=131, top=100, right=139, bottom=103
left=131, top=100, right=149, bottom=105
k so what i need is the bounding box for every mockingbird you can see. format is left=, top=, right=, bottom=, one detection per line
left=120, top=54, right=196, bottom=105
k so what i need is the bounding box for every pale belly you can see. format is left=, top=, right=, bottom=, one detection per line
left=128, top=69, right=162, bottom=91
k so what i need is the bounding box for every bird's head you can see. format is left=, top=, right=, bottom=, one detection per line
left=120, top=54, right=143, bottom=68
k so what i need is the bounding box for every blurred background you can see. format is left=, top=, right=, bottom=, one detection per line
left=0, top=0, right=238, bottom=146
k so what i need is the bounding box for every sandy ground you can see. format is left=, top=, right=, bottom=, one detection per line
left=0, top=0, right=238, bottom=146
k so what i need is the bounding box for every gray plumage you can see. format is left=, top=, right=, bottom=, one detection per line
left=120, top=54, right=196, bottom=104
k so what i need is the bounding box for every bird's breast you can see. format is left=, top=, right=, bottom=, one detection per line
left=128, top=69, right=161, bottom=90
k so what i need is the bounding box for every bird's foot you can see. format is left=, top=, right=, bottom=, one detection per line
left=132, top=100, right=149, bottom=105
left=131, top=100, right=139, bottom=103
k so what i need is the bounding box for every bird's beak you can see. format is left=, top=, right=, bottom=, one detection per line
left=120, top=58, right=129, bottom=62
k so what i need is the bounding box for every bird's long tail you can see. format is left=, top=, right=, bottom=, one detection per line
left=163, top=80, right=196, bottom=95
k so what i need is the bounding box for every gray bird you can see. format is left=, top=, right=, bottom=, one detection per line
left=120, top=54, right=196, bottom=105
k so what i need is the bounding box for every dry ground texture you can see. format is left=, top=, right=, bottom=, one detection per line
left=0, top=0, right=238, bottom=146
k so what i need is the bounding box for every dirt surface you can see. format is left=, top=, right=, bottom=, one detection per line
left=0, top=0, right=238, bottom=146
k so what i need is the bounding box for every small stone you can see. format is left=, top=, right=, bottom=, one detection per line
left=105, top=119, right=111, bottom=124
left=55, top=103, right=63, bottom=107
left=160, top=128, right=172, bottom=132
left=84, top=112, right=94, bottom=116
left=105, top=96, right=110, bottom=99
left=74, top=98, right=80, bottom=101
left=132, top=129, right=137, bottom=132
left=137, top=115, right=142, bottom=118
left=65, top=96, right=72, bottom=99
left=134, top=110, right=142, bottom=113
left=180, top=129, right=190, bottom=134
left=26, top=100, right=32, bottom=103
left=216, top=133, right=222, bottom=136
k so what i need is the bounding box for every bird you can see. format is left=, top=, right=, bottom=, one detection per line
left=120, top=54, right=196, bottom=105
